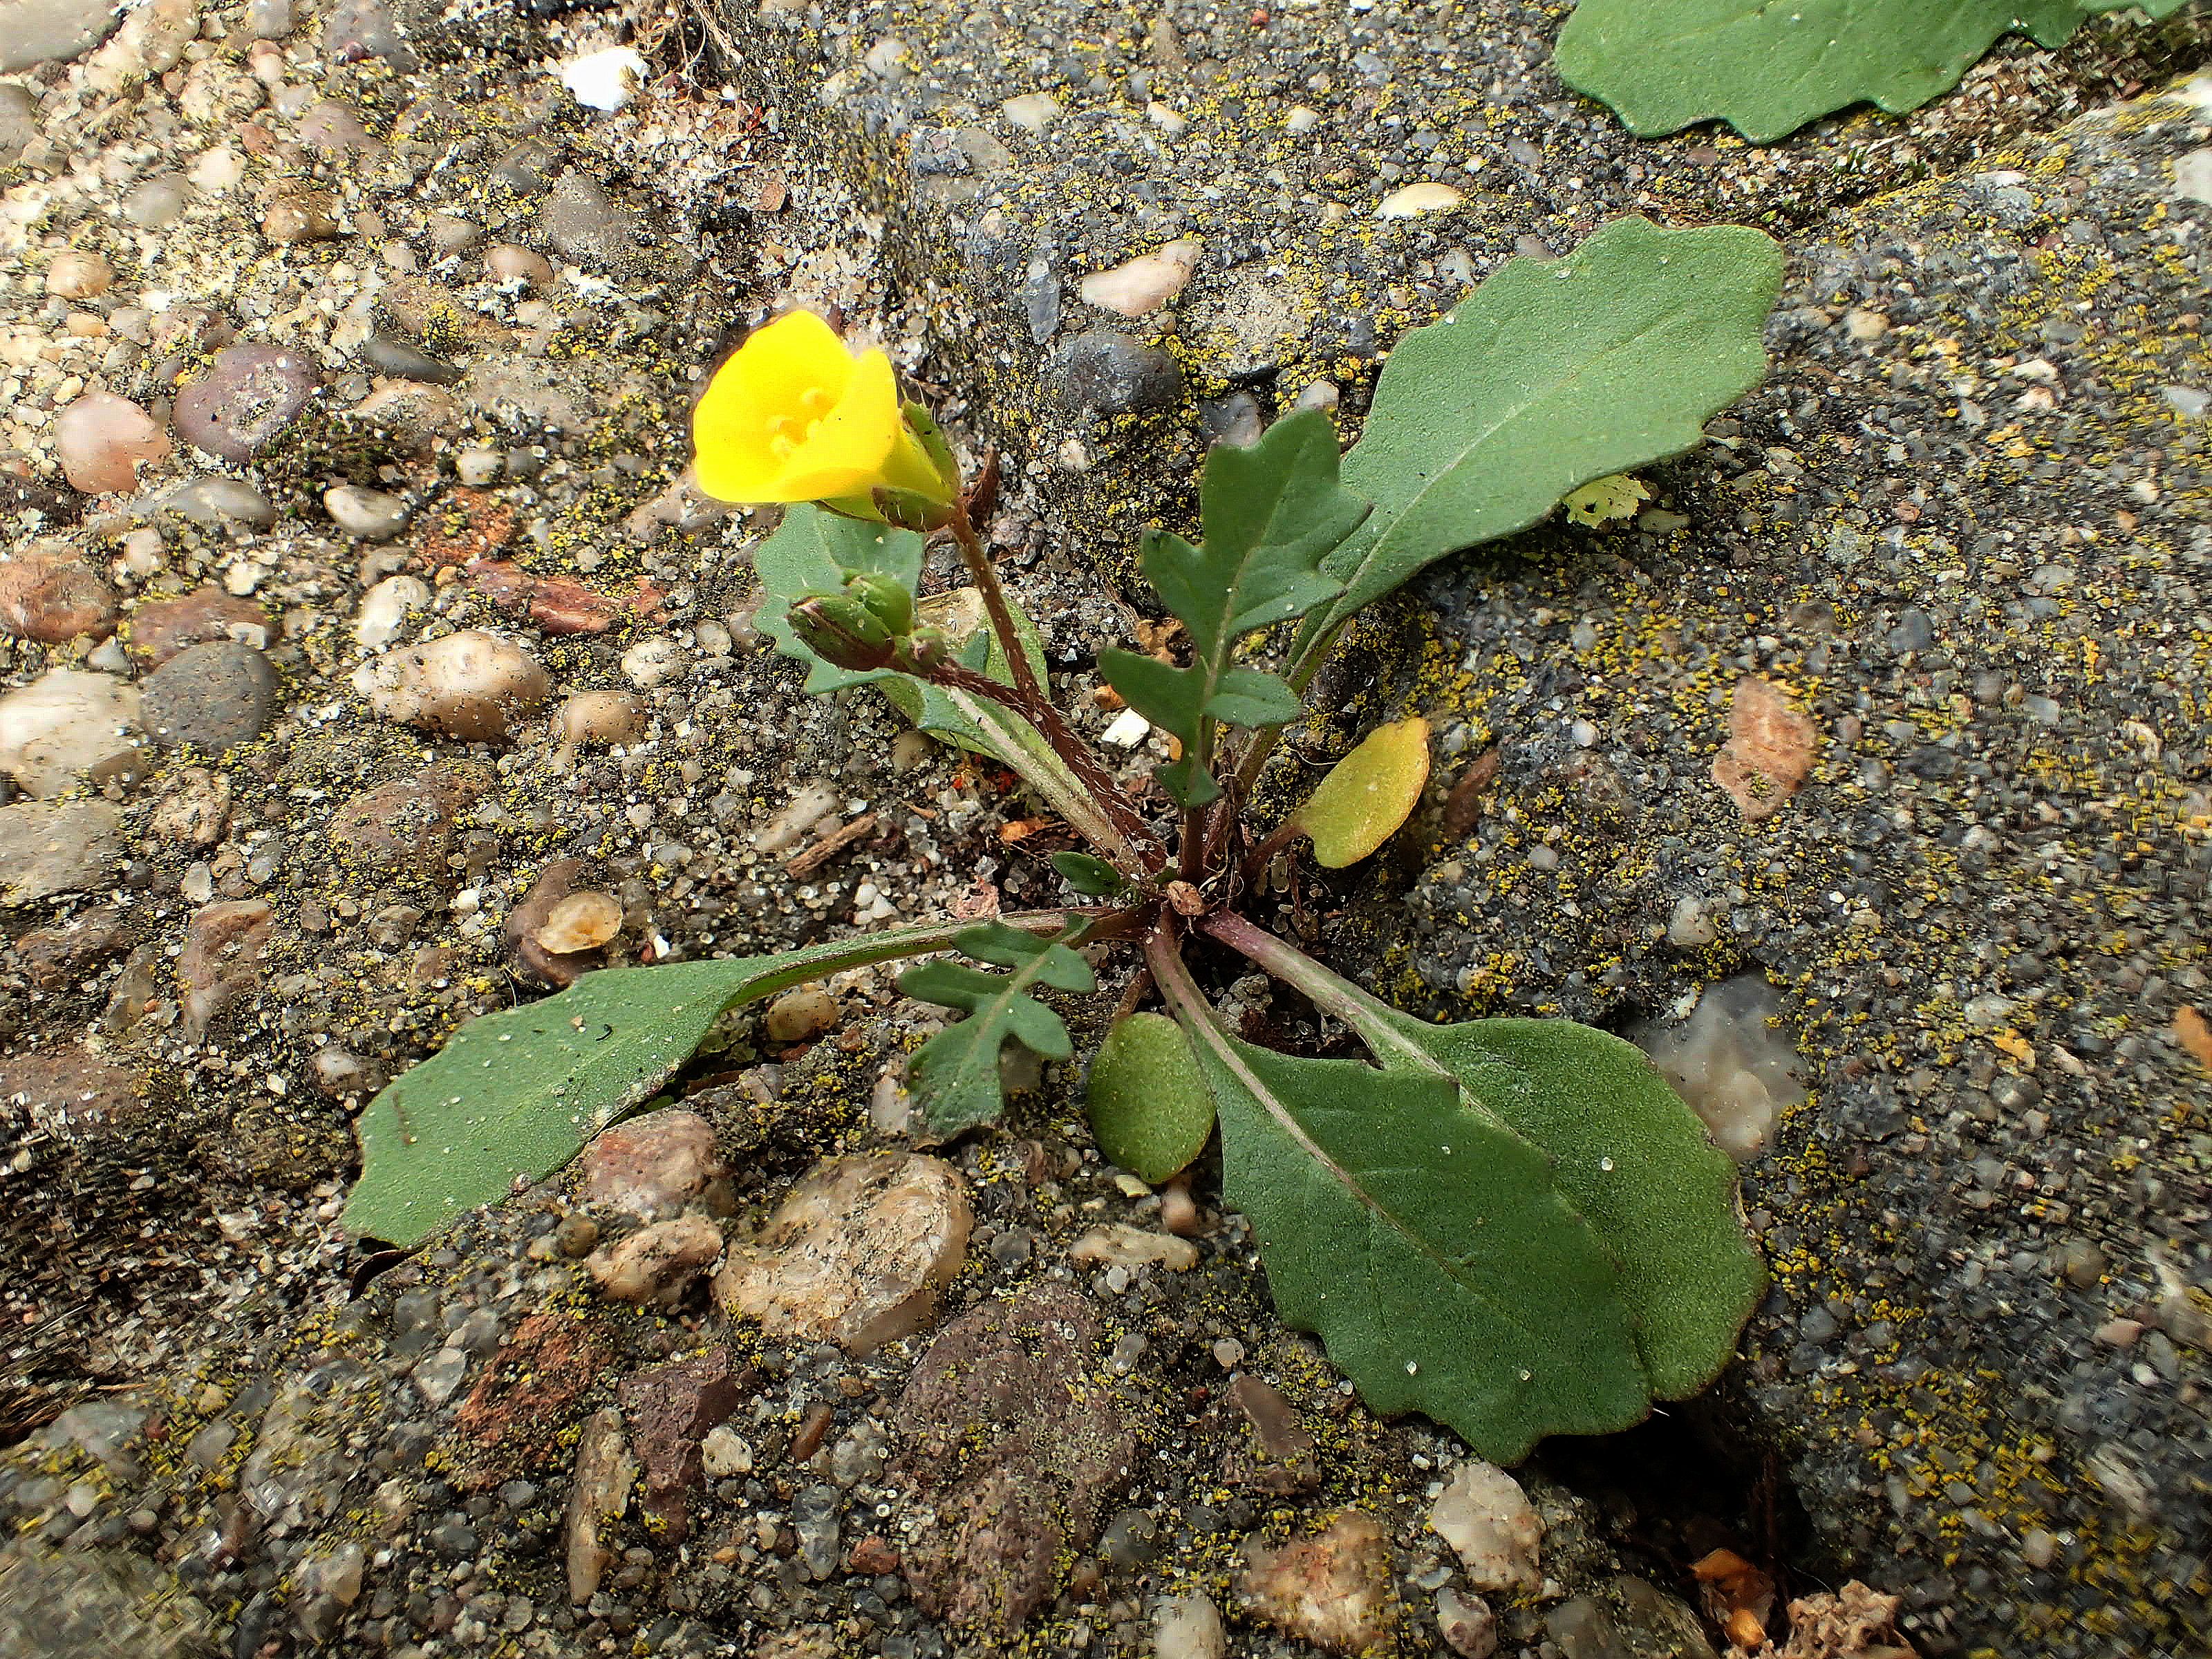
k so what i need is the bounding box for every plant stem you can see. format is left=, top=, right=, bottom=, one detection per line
left=1196, top=909, right=1431, bottom=1069
left=944, top=497, right=1044, bottom=703
left=924, top=659, right=1168, bottom=872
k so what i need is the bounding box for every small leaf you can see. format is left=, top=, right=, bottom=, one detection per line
left=344, top=918, right=1037, bottom=1247
left=1555, top=0, right=2187, bottom=145
left=901, top=921, right=1097, bottom=1136
left=1356, top=1009, right=1765, bottom=1400
left=1086, top=1012, right=1215, bottom=1183
left=1050, top=852, right=1130, bottom=897
left=1103, top=411, right=1365, bottom=803
left=1300, top=218, right=1781, bottom=656
left=1174, top=1006, right=1650, bottom=1462
left=1291, top=715, right=1430, bottom=868
left=1561, top=474, right=1649, bottom=528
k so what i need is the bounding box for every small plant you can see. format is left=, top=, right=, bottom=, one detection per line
left=345, top=216, right=1785, bottom=1462
left=1557, top=0, right=2192, bottom=144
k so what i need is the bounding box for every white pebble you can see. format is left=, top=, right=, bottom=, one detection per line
left=0, top=669, right=142, bottom=797
left=1101, top=707, right=1151, bottom=747
left=351, top=630, right=551, bottom=742
left=353, top=575, right=430, bottom=650
left=560, top=46, right=649, bottom=113
left=1080, top=238, right=1201, bottom=319
left=1001, top=92, right=1062, bottom=133
left=620, top=636, right=685, bottom=689
left=1378, top=181, right=1465, bottom=219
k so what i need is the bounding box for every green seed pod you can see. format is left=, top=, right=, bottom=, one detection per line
left=901, top=627, right=950, bottom=673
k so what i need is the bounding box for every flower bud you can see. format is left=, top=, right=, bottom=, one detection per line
left=789, top=592, right=897, bottom=672
left=842, top=571, right=915, bottom=637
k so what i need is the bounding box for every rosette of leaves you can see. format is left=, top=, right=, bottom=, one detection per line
left=344, top=218, right=1784, bottom=1463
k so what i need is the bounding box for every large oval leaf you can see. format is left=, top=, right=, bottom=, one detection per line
left=1295, top=217, right=1781, bottom=669
left=1358, top=1009, right=1765, bottom=1400
left=1556, top=0, right=2188, bottom=145
left=344, top=915, right=1071, bottom=1247
left=1150, top=953, right=1650, bottom=1463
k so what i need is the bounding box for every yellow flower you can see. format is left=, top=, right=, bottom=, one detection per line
left=691, top=310, right=953, bottom=516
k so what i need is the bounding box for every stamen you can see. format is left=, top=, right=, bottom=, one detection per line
left=799, top=387, right=833, bottom=415
left=769, top=435, right=797, bottom=460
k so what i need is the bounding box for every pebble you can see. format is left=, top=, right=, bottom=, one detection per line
left=0, top=800, right=125, bottom=907
left=764, top=984, right=840, bottom=1044
left=700, top=1425, right=753, bottom=1478
left=563, top=1409, right=632, bottom=1604
left=533, top=890, right=622, bottom=954
left=715, top=1154, right=973, bottom=1355
left=160, top=476, right=276, bottom=529
left=362, top=331, right=462, bottom=384
left=561, top=45, right=648, bottom=112
left=1636, top=974, right=1806, bottom=1161
left=585, top=1215, right=724, bottom=1306
left=581, top=1109, right=725, bottom=1219
left=352, top=630, right=552, bottom=742
left=0, top=668, right=142, bottom=796
left=1239, top=1510, right=1395, bottom=1652
left=1054, top=329, right=1185, bottom=415
left=1079, top=238, right=1201, bottom=318
left=120, top=174, right=189, bottom=228
left=552, top=689, right=646, bottom=759
left=1378, top=181, right=1465, bottom=218
left=324, top=484, right=411, bottom=540
left=503, top=857, right=601, bottom=985
left=0, top=0, right=121, bottom=72
left=353, top=574, right=429, bottom=648
left=0, top=552, right=116, bottom=643
left=172, top=344, right=321, bottom=461
left=1436, top=1588, right=1499, bottom=1658
left=1711, top=675, right=1817, bottom=823
left=755, top=780, right=841, bottom=855
left=53, top=391, right=171, bottom=494
left=1001, top=92, right=1062, bottom=133
left=539, top=172, right=641, bottom=272
left=328, top=762, right=483, bottom=873
left=1069, top=1224, right=1199, bottom=1272
left=1154, top=1593, right=1226, bottom=1659
left=1428, top=1460, right=1544, bottom=1595
left=619, top=635, right=684, bottom=689
left=0, top=83, right=35, bottom=167
left=485, top=243, right=555, bottom=288
left=44, top=250, right=113, bottom=299
left=175, top=897, right=271, bottom=1038
left=126, top=586, right=270, bottom=667
left=296, top=99, right=379, bottom=160
left=138, top=641, right=278, bottom=753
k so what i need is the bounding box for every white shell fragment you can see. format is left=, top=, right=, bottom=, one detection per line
left=1377, top=182, right=1465, bottom=219
left=1080, top=238, right=1201, bottom=318
left=561, top=46, right=649, bottom=113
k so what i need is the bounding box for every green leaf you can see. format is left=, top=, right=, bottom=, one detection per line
left=1103, top=410, right=1365, bottom=804
left=1050, top=852, right=1130, bottom=897
left=1291, top=715, right=1432, bottom=868
left=344, top=917, right=1043, bottom=1248
left=1297, top=217, right=1781, bottom=664
left=1555, top=0, right=2186, bottom=145
left=1170, top=1001, right=1651, bottom=1462
left=1085, top=1012, right=1215, bottom=1183
left=900, top=921, right=1097, bottom=1137
left=1352, top=1009, right=1765, bottom=1400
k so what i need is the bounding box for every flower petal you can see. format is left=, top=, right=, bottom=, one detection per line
left=776, top=348, right=901, bottom=499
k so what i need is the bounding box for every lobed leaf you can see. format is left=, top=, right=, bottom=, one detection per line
left=1555, top=0, right=2188, bottom=144
left=901, top=921, right=1097, bottom=1137
left=1297, top=217, right=1781, bottom=664
left=1103, top=410, right=1365, bottom=804
left=1169, top=1002, right=1652, bottom=1462
left=344, top=918, right=1053, bottom=1248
